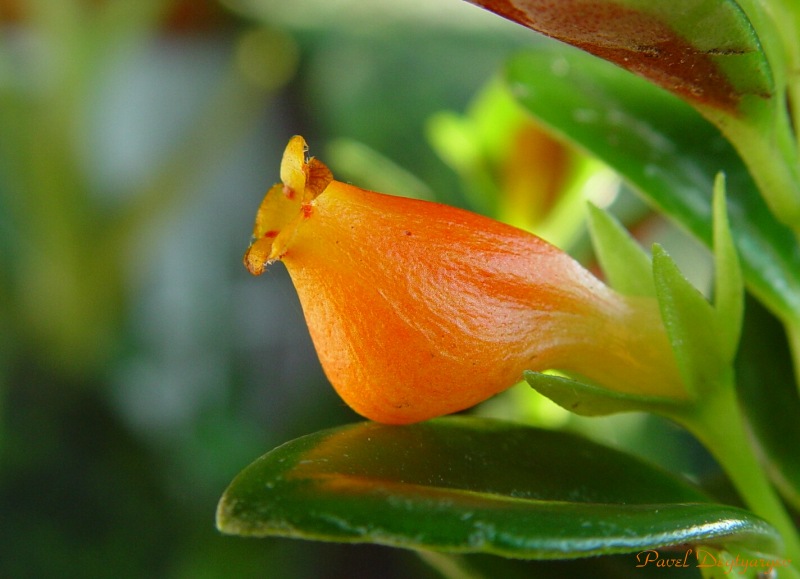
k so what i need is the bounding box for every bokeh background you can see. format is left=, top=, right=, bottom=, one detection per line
left=0, top=1, right=711, bottom=577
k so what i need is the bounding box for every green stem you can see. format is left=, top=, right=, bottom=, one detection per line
left=731, top=117, right=800, bottom=237
left=769, top=0, right=800, bottom=156
left=729, top=1, right=800, bottom=236
left=676, top=377, right=800, bottom=566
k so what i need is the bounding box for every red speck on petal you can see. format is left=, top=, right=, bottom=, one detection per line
left=302, top=204, right=314, bottom=219
left=283, top=185, right=296, bottom=200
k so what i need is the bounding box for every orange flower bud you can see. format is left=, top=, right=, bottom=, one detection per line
left=245, top=136, right=686, bottom=424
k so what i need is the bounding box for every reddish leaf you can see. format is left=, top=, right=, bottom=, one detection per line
left=467, top=0, right=771, bottom=113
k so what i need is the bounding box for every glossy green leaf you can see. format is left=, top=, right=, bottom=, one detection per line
left=586, top=203, right=654, bottom=297
left=653, top=244, right=724, bottom=397
left=506, top=47, right=800, bottom=329
left=217, top=417, right=781, bottom=559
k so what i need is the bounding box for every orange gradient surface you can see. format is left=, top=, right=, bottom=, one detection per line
left=245, top=136, right=684, bottom=423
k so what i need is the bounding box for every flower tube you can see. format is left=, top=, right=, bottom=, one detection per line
left=244, top=136, right=686, bottom=424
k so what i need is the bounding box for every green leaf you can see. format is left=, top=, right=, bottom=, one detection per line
left=586, top=203, right=654, bottom=297
left=468, top=0, right=800, bottom=228
left=524, top=371, right=684, bottom=416
left=217, top=417, right=781, bottom=559
left=652, top=244, right=724, bottom=396
left=467, top=0, right=772, bottom=114
left=711, top=175, right=744, bottom=364
left=506, top=47, right=800, bottom=330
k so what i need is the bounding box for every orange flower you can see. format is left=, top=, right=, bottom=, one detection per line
left=244, top=136, right=685, bottom=424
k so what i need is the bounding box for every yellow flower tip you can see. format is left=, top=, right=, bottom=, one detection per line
left=242, top=235, right=272, bottom=276
left=279, top=135, right=309, bottom=195
left=243, top=136, right=332, bottom=276
left=246, top=136, right=687, bottom=424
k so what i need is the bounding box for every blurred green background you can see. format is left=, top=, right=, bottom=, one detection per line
left=0, top=1, right=715, bottom=577
left=0, top=0, right=530, bottom=576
